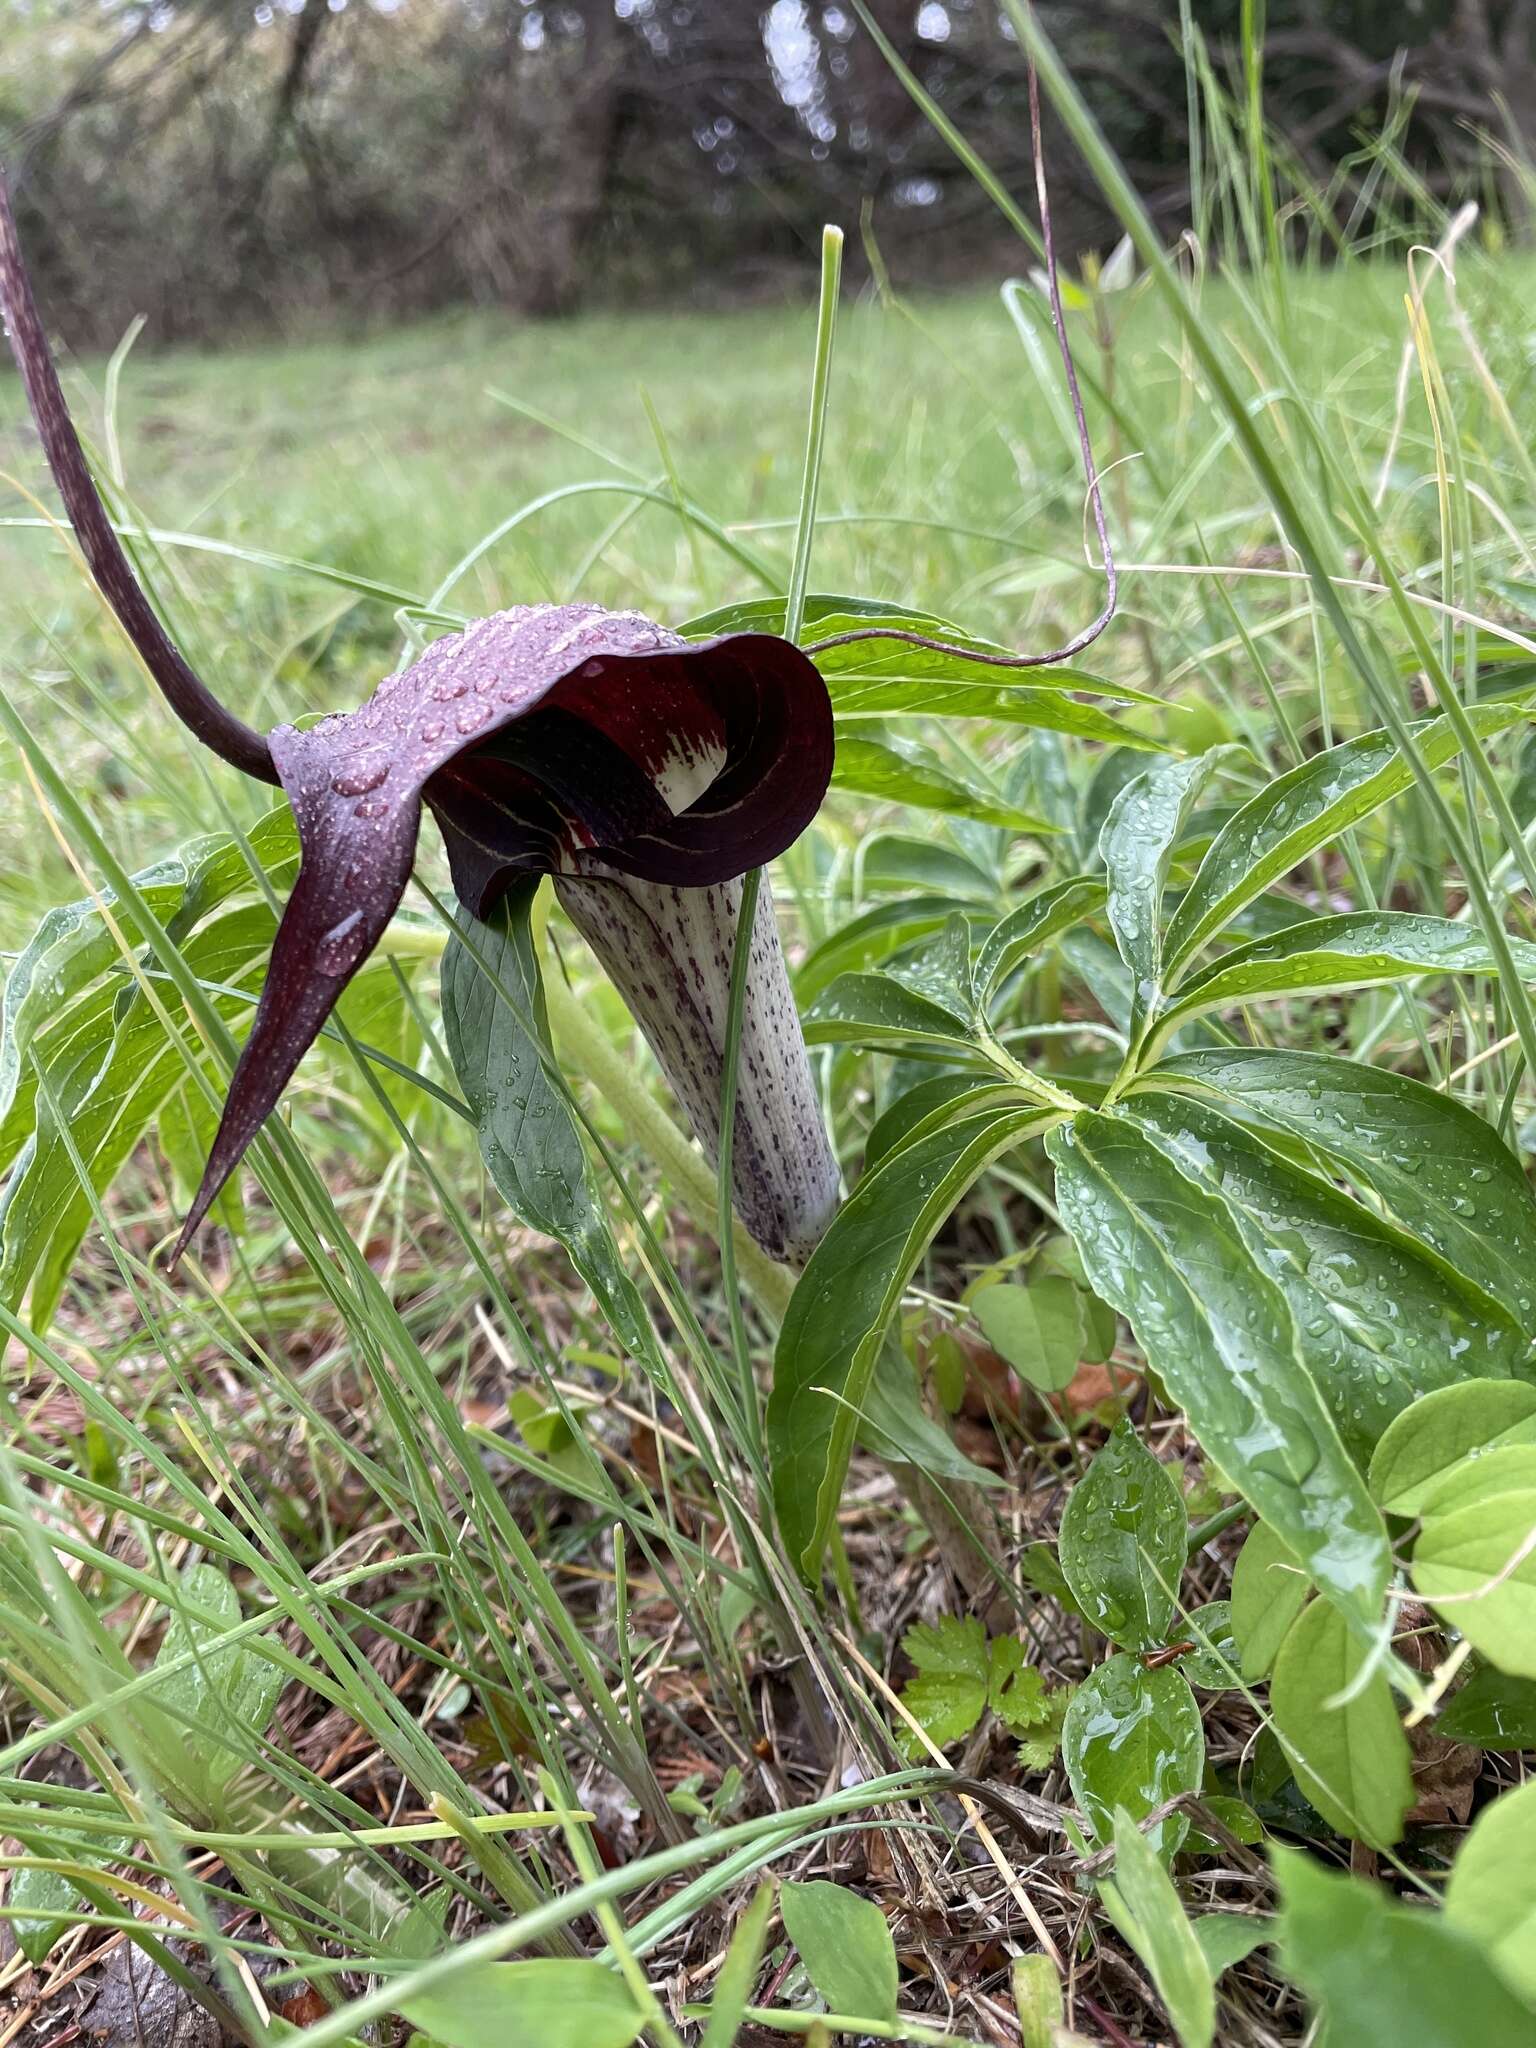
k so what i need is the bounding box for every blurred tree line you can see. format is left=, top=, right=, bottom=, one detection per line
left=1, top=0, right=1532, bottom=344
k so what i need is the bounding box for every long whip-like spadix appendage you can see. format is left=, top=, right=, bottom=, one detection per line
left=0, top=174, right=278, bottom=783
left=801, top=54, right=1115, bottom=671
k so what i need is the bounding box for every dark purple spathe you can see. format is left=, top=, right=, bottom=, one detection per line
left=184, top=602, right=833, bottom=1259
left=0, top=175, right=839, bottom=1268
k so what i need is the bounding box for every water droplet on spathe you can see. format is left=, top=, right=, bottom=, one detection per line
left=331, top=751, right=391, bottom=797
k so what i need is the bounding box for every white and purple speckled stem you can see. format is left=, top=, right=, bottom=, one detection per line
left=552, top=869, right=841, bottom=1270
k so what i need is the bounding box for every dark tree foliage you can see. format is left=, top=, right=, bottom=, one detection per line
left=0, top=0, right=1529, bottom=343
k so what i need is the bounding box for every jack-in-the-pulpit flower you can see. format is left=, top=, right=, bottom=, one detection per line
left=0, top=179, right=840, bottom=1269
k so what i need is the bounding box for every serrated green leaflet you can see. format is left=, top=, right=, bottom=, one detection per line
left=1047, top=1113, right=1389, bottom=1623
left=1124, top=1094, right=1530, bottom=1465
left=1062, top=1655, right=1204, bottom=1860
left=1161, top=704, right=1532, bottom=982
left=1269, top=1598, right=1410, bottom=1848
left=1140, top=1049, right=1536, bottom=1328
left=1368, top=1381, right=1536, bottom=1516
left=896, top=1615, right=992, bottom=1747
left=1147, top=910, right=1536, bottom=1058
left=768, top=1104, right=1059, bottom=1578
left=1059, top=1418, right=1187, bottom=1650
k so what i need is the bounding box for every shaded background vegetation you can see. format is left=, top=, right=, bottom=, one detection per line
left=3, top=0, right=1535, bottom=345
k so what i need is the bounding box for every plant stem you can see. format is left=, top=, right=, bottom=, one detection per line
left=1187, top=1499, right=1249, bottom=1555
left=542, top=968, right=796, bottom=1320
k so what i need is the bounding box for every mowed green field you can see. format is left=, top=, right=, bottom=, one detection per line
left=0, top=251, right=1496, bottom=935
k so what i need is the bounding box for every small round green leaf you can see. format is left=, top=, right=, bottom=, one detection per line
left=1368, top=1381, right=1536, bottom=1517
left=1062, top=1654, right=1205, bottom=1861
left=1179, top=1602, right=1240, bottom=1690
left=779, top=1879, right=898, bottom=2023
left=971, top=1274, right=1084, bottom=1392
left=1413, top=1488, right=1536, bottom=1679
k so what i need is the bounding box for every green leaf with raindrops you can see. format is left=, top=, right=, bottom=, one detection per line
left=1048, top=1112, right=1389, bottom=1626
left=1161, top=704, right=1532, bottom=982
left=1123, top=1094, right=1530, bottom=1466
left=1141, top=1049, right=1536, bottom=1330
left=802, top=971, right=982, bottom=1060
left=1099, top=747, right=1243, bottom=1038
left=1059, top=1417, right=1188, bottom=1650
left=1179, top=1602, right=1240, bottom=1690
left=1062, top=1654, right=1205, bottom=1861
left=972, top=876, right=1108, bottom=1007
left=1145, top=911, right=1536, bottom=1058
